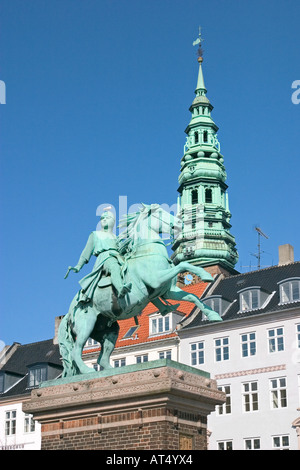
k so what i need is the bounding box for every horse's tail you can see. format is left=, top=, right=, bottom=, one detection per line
left=58, top=311, right=76, bottom=377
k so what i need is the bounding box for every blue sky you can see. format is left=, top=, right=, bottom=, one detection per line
left=0, top=0, right=299, bottom=346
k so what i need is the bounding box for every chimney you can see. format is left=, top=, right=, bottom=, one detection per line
left=53, top=316, right=64, bottom=344
left=278, top=244, right=294, bottom=266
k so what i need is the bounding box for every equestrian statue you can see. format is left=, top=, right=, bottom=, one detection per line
left=58, top=204, right=222, bottom=377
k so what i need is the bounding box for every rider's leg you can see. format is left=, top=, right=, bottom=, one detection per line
left=104, top=257, right=131, bottom=297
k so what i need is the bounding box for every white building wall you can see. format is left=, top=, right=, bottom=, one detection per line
left=179, top=311, right=300, bottom=450
left=0, top=401, right=41, bottom=450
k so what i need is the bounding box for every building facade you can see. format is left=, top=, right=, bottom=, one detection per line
left=177, top=255, right=300, bottom=450
left=0, top=339, right=62, bottom=450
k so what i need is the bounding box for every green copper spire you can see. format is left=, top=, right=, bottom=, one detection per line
left=172, top=35, right=238, bottom=275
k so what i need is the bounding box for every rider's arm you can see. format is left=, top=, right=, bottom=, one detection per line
left=74, top=232, right=95, bottom=271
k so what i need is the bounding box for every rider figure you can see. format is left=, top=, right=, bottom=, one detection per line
left=65, top=210, right=132, bottom=303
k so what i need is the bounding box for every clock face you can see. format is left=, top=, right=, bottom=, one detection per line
left=184, top=273, right=193, bottom=285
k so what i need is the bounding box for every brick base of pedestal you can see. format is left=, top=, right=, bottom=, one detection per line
left=23, top=360, right=225, bottom=451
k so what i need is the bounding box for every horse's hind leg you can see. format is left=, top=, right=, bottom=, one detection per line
left=72, top=306, right=98, bottom=374
left=93, top=320, right=119, bottom=370
left=163, top=285, right=222, bottom=322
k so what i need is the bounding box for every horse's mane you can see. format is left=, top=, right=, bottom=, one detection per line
left=117, top=203, right=160, bottom=242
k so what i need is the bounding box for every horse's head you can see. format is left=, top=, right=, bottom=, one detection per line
left=140, top=204, right=182, bottom=241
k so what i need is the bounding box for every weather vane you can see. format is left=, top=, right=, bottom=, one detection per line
left=193, top=26, right=204, bottom=59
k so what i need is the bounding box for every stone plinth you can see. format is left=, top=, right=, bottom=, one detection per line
left=23, top=359, right=225, bottom=450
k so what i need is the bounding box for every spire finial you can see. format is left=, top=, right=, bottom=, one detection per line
left=193, top=26, right=204, bottom=62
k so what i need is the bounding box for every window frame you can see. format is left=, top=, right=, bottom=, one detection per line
left=5, top=410, right=17, bottom=436
left=113, top=358, right=126, bottom=368
left=190, top=341, right=205, bottom=366
left=272, top=434, right=290, bottom=450
left=268, top=327, right=284, bottom=353
left=244, top=438, right=261, bottom=450
left=28, top=364, right=47, bottom=387
left=240, top=332, right=256, bottom=358
left=149, top=313, right=171, bottom=336
left=158, top=350, right=172, bottom=360
left=136, top=354, right=148, bottom=364
left=214, top=336, right=230, bottom=362
left=24, top=413, right=35, bottom=433
left=216, top=385, right=231, bottom=415
left=238, top=287, right=261, bottom=312
left=278, top=278, right=300, bottom=304
left=242, top=381, right=259, bottom=413
left=270, top=377, right=288, bottom=409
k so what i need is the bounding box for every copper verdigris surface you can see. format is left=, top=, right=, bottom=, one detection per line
left=59, top=204, right=222, bottom=377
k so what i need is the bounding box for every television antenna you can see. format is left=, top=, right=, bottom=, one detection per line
left=254, top=226, right=269, bottom=269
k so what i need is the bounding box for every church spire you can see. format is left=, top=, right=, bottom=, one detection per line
left=172, top=30, right=239, bottom=278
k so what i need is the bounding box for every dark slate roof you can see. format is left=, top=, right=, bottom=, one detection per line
left=0, top=339, right=62, bottom=398
left=180, top=262, right=300, bottom=330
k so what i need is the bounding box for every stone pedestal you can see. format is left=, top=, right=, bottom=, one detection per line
left=23, top=360, right=225, bottom=450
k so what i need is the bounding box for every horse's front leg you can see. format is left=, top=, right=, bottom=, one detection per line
left=72, top=306, right=98, bottom=374
left=151, top=261, right=213, bottom=289
left=162, top=285, right=222, bottom=322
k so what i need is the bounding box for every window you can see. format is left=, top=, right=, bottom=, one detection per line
left=241, top=332, right=256, bottom=357
left=205, top=298, right=221, bottom=316
left=279, top=278, right=300, bottom=304
left=244, top=438, right=261, bottom=450
left=190, top=342, right=205, bottom=366
left=297, top=324, right=300, bottom=349
left=218, top=440, right=233, bottom=450
left=136, top=354, right=148, bottom=364
left=194, top=131, right=199, bottom=144
left=205, top=188, right=212, bottom=203
left=0, top=373, right=4, bottom=393
left=203, top=296, right=231, bottom=318
left=191, top=189, right=198, bottom=205
left=242, top=382, right=258, bottom=412
left=24, top=414, right=35, bottom=433
left=5, top=410, right=16, bottom=436
left=268, top=327, right=284, bottom=353
left=158, top=350, right=172, bottom=360
left=28, top=365, right=47, bottom=387
left=114, top=358, right=126, bottom=368
left=123, top=326, right=139, bottom=339
left=215, top=337, right=229, bottom=362
left=273, top=435, right=289, bottom=450
left=240, top=289, right=259, bottom=311
left=84, top=338, right=99, bottom=348
left=216, top=385, right=231, bottom=415
left=203, top=130, right=208, bottom=143
left=270, top=377, right=287, bottom=409
left=150, top=314, right=170, bottom=335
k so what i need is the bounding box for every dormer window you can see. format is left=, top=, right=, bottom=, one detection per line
left=28, top=364, right=47, bottom=387
left=150, top=314, right=170, bottom=335
left=27, top=362, right=62, bottom=388
left=238, top=287, right=269, bottom=312
left=278, top=278, right=300, bottom=304
left=202, top=296, right=231, bottom=318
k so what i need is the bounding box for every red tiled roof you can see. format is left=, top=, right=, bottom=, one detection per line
left=83, top=281, right=209, bottom=353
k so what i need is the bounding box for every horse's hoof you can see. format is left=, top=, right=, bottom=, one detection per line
left=204, top=310, right=223, bottom=322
